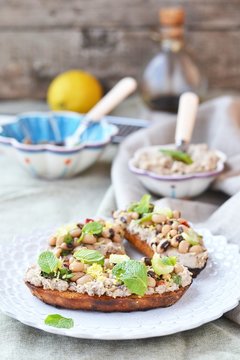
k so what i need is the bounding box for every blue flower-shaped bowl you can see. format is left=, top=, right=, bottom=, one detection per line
left=0, top=111, right=118, bottom=179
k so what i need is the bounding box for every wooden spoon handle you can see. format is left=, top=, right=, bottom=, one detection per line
left=175, top=92, right=199, bottom=147
left=86, top=77, right=137, bottom=121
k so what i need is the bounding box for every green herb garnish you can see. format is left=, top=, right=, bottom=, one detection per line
left=151, top=254, right=175, bottom=275
left=44, top=314, right=74, bottom=329
left=128, top=194, right=153, bottom=215
left=160, top=149, right=193, bottom=165
left=63, top=233, right=73, bottom=244
left=137, top=213, right=153, bottom=224
left=38, top=251, right=60, bottom=274
left=172, top=274, right=182, bottom=285
left=182, top=229, right=201, bottom=246
left=74, top=248, right=104, bottom=265
left=153, top=206, right=173, bottom=218
left=78, top=221, right=103, bottom=242
left=161, top=256, right=177, bottom=266
left=61, top=250, right=71, bottom=256
left=58, top=267, right=74, bottom=280
left=112, top=260, right=148, bottom=296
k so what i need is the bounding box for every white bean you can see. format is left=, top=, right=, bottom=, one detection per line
left=76, top=274, right=93, bottom=285
left=69, top=261, right=85, bottom=272
left=147, top=277, right=156, bottom=287
left=189, top=245, right=203, bottom=254
left=49, top=236, right=56, bottom=246
left=178, top=240, right=190, bottom=254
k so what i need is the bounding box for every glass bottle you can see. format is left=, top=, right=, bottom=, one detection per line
left=141, top=7, right=207, bottom=113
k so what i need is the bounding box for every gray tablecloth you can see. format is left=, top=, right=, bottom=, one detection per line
left=0, top=98, right=239, bottom=359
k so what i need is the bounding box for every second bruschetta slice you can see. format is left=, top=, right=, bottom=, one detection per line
left=48, top=218, right=126, bottom=258
left=113, top=195, right=208, bottom=277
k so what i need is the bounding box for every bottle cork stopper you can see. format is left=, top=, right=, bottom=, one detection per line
left=159, top=7, right=185, bottom=26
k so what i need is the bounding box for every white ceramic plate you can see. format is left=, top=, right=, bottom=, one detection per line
left=0, top=228, right=239, bottom=340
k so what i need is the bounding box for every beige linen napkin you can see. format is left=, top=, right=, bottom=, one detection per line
left=108, top=96, right=240, bottom=324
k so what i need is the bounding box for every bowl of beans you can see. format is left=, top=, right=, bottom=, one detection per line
left=0, top=111, right=118, bottom=179
left=128, top=144, right=226, bottom=198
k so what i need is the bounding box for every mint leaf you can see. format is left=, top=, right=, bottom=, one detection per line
left=128, top=194, right=152, bottom=215
left=112, top=260, right=147, bottom=296
left=74, top=248, right=104, bottom=265
left=137, top=213, right=153, bottom=224
left=160, top=149, right=193, bottom=165
left=44, top=314, right=74, bottom=329
left=79, top=221, right=103, bottom=242
left=38, top=251, right=59, bottom=274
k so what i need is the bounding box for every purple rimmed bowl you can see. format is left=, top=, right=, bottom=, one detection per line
left=129, top=144, right=227, bottom=198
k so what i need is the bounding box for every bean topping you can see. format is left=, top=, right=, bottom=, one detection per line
left=161, top=224, right=171, bottom=236
left=131, top=212, right=139, bottom=220
left=69, top=261, right=85, bottom=272
left=76, top=274, right=93, bottom=285
left=170, top=236, right=179, bottom=248
left=169, top=229, right=177, bottom=238
left=152, top=213, right=166, bottom=224
left=71, top=272, right=85, bottom=282
left=176, top=235, right=184, bottom=242
left=173, top=210, right=181, bottom=219
left=54, top=247, right=62, bottom=258
left=113, top=234, right=122, bottom=243
left=120, top=216, right=127, bottom=224
left=178, top=240, right=190, bottom=254
left=82, top=234, right=96, bottom=244
left=160, top=240, right=170, bottom=250
left=147, top=270, right=156, bottom=278
left=49, top=236, right=57, bottom=246
left=70, top=228, right=81, bottom=238
left=189, top=245, right=203, bottom=254
left=56, top=236, right=64, bottom=247
left=144, top=257, right=152, bottom=266
left=147, top=276, right=156, bottom=288
left=109, top=228, right=115, bottom=239
left=174, top=263, right=184, bottom=274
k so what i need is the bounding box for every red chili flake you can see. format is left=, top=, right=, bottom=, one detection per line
left=179, top=219, right=190, bottom=227
left=24, top=158, right=30, bottom=164
left=85, top=218, right=94, bottom=223
left=64, top=159, right=72, bottom=165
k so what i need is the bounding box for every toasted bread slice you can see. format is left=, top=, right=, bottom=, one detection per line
left=125, top=230, right=207, bottom=278
left=26, top=282, right=190, bottom=312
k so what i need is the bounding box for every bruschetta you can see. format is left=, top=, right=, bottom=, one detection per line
left=25, top=246, right=192, bottom=312
left=113, top=195, right=208, bottom=277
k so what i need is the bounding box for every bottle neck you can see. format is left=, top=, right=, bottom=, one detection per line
left=160, top=26, right=184, bottom=52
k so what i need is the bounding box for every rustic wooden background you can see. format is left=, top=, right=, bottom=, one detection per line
left=0, top=0, right=240, bottom=99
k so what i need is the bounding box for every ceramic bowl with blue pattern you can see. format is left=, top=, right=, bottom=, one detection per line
left=0, top=111, right=118, bottom=179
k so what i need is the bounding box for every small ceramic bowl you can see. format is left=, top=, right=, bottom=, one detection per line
left=0, top=111, right=118, bottom=179
left=129, top=144, right=227, bottom=198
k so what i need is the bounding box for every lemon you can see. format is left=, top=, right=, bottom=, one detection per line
left=47, top=70, right=103, bottom=113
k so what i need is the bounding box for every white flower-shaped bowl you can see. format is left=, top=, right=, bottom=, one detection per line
left=129, top=144, right=227, bottom=198
left=0, top=111, right=118, bottom=179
